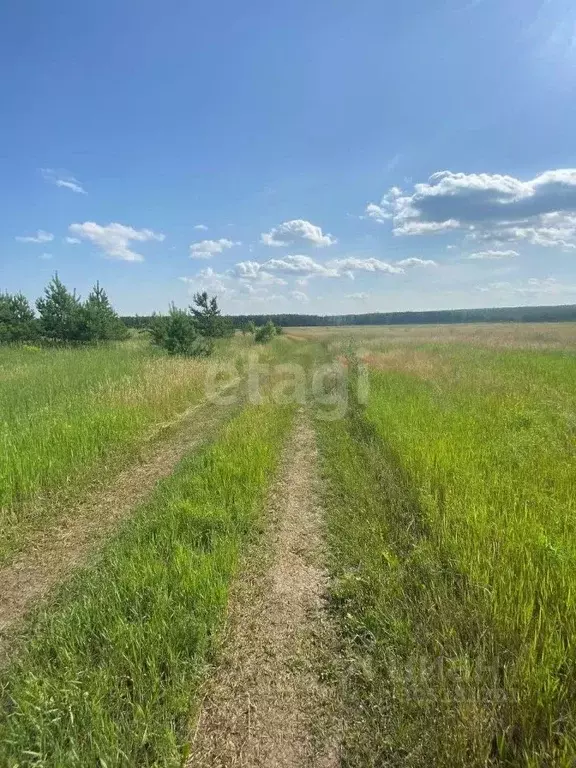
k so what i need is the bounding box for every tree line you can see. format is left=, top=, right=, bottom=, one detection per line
left=1, top=276, right=128, bottom=344
left=0, top=279, right=283, bottom=356
left=120, top=303, right=576, bottom=331
left=226, top=304, right=576, bottom=327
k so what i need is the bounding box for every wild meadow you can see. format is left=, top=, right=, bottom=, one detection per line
left=0, top=339, right=243, bottom=562
left=0, top=322, right=575, bottom=766
left=317, top=325, right=576, bottom=766
left=0, top=402, right=294, bottom=766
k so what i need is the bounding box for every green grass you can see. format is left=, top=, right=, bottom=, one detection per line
left=0, top=341, right=241, bottom=562
left=0, top=402, right=293, bottom=767
left=3, top=331, right=575, bottom=766
left=318, top=345, right=576, bottom=766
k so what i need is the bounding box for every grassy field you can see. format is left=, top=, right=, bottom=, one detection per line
left=288, top=320, right=576, bottom=350
left=0, top=401, right=294, bottom=766
left=0, top=324, right=575, bottom=766
left=0, top=340, right=247, bottom=562
left=314, top=325, right=576, bottom=766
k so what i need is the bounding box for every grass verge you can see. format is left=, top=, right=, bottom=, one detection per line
left=0, top=402, right=293, bottom=767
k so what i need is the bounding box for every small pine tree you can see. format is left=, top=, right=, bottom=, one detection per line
left=247, top=320, right=256, bottom=335
left=190, top=292, right=233, bottom=338
left=254, top=319, right=276, bottom=344
left=36, top=274, right=85, bottom=342
left=84, top=282, right=129, bottom=341
left=150, top=304, right=213, bottom=356
left=0, top=292, right=38, bottom=343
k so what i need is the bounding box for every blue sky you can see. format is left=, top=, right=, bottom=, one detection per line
left=2, top=0, right=576, bottom=315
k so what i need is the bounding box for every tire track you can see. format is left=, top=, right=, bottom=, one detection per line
left=189, top=409, right=340, bottom=768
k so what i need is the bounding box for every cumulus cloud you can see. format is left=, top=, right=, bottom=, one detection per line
left=64, top=236, right=81, bottom=244
left=232, top=255, right=407, bottom=284
left=260, top=219, right=337, bottom=248
left=477, top=277, right=576, bottom=296
left=41, top=168, right=86, bottom=194
left=233, top=261, right=287, bottom=285
left=365, top=202, right=390, bottom=223
left=190, top=238, right=239, bottom=259
left=233, top=261, right=262, bottom=279
left=16, top=229, right=54, bottom=244
left=328, top=257, right=404, bottom=275
left=369, top=169, right=576, bottom=247
left=69, top=221, right=164, bottom=261
left=347, top=292, right=369, bottom=300
left=264, top=254, right=340, bottom=277
left=39, top=252, right=53, bottom=260
left=290, top=290, right=309, bottom=303
left=395, top=257, right=438, bottom=267
left=194, top=224, right=208, bottom=231
left=180, top=267, right=228, bottom=294
left=467, top=249, right=518, bottom=260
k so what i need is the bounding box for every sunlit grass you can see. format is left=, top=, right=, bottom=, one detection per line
left=318, top=338, right=576, bottom=765
left=0, top=402, right=293, bottom=766
left=0, top=341, right=242, bottom=561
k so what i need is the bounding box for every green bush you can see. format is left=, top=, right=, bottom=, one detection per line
left=150, top=306, right=213, bottom=357
left=254, top=320, right=277, bottom=343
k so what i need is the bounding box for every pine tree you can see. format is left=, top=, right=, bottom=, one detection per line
left=150, top=304, right=213, bottom=356
left=0, top=292, right=38, bottom=343
left=190, top=292, right=232, bottom=338
left=84, top=282, right=128, bottom=341
left=254, top=319, right=276, bottom=343
left=36, top=274, right=85, bottom=342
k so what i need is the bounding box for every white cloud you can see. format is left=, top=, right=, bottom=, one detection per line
left=365, top=202, right=389, bottom=223
left=190, top=238, right=239, bottom=259
left=194, top=224, right=208, bottom=231
left=233, top=261, right=287, bottom=286
left=233, top=254, right=407, bottom=285
left=41, top=168, right=86, bottom=194
left=347, top=292, right=369, bottom=300
left=370, top=169, right=576, bottom=247
left=395, top=257, right=438, bottom=267
left=69, top=221, right=164, bottom=261
left=477, top=277, right=576, bottom=296
left=64, top=236, right=81, bottom=244
left=16, top=229, right=54, bottom=244
left=181, top=262, right=287, bottom=301
left=233, top=261, right=262, bottom=279
left=328, top=257, right=404, bottom=275
left=260, top=219, right=337, bottom=247
left=264, top=254, right=340, bottom=277
left=290, top=290, right=309, bottom=303
left=180, top=267, right=228, bottom=294
left=468, top=213, right=576, bottom=250
left=467, top=249, right=519, bottom=260
left=39, top=252, right=53, bottom=260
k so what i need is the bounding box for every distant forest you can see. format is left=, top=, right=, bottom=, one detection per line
left=122, top=303, right=576, bottom=330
